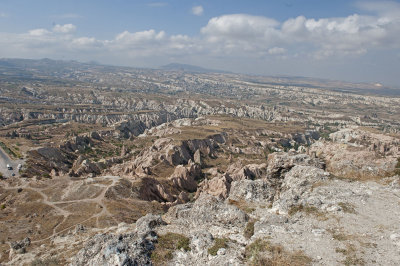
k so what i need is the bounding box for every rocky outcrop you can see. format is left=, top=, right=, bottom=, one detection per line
left=196, top=174, right=233, bottom=199
left=125, top=133, right=227, bottom=177
left=24, top=147, right=76, bottom=177
left=139, top=178, right=174, bottom=202
left=70, top=156, right=101, bottom=177
left=228, top=179, right=276, bottom=203
left=169, top=161, right=202, bottom=192
left=61, top=136, right=93, bottom=153
left=267, top=152, right=325, bottom=178
left=227, top=163, right=268, bottom=181
left=310, top=128, right=400, bottom=179
left=163, top=194, right=248, bottom=232
left=272, top=165, right=330, bottom=213
left=71, top=214, right=164, bottom=266
left=10, top=237, right=30, bottom=255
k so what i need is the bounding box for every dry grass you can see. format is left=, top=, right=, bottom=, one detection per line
left=31, top=257, right=60, bottom=266
left=228, top=199, right=255, bottom=214
left=244, top=219, right=257, bottom=239
left=245, top=238, right=312, bottom=266
left=338, top=202, right=356, bottom=214
left=335, top=244, right=365, bottom=266
left=288, top=204, right=327, bottom=220
left=208, top=238, right=229, bottom=256
left=151, top=233, right=191, bottom=265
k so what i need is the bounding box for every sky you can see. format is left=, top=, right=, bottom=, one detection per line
left=0, top=0, right=400, bottom=86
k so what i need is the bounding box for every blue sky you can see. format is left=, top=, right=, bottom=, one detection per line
left=1, top=0, right=400, bottom=86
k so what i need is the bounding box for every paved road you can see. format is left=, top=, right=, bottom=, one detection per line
left=0, top=147, right=21, bottom=178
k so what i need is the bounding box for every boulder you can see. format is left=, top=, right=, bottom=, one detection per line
left=228, top=179, right=275, bottom=203
left=267, top=152, right=324, bottom=179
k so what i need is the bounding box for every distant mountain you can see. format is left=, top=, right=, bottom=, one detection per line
left=160, top=63, right=230, bottom=73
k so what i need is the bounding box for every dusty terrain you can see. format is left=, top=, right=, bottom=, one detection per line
left=0, top=59, right=400, bottom=265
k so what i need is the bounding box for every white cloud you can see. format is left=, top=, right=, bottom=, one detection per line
left=200, top=4, right=400, bottom=57
left=72, top=37, right=98, bottom=46
left=53, top=24, right=76, bottom=34
left=29, top=29, right=51, bottom=36
left=0, top=12, right=8, bottom=18
left=192, top=5, right=204, bottom=16
left=0, top=1, right=400, bottom=84
left=3, top=5, right=400, bottom=60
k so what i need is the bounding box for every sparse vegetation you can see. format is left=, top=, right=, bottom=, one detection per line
left=228, top=199, right=255, bottom=214
left=151, top=233, right=191, bottom=265
left=208, top=238, right=229, bottom=256
left=335, top=244, right=365, bottom=266
left=31, top=257, right=60, bottom=266
left=245, top=238, right=312, bottom=266
left=288, top=204, right=327, bottom=220
left=0, top=141, right=18, bottom=158
left=42, top=173, right=51, bottom=179
left=244, top=219, right=257, bottom=239
left=395, top=158, right=400, bottom=175
left=338, top=202, right=356, bottom=214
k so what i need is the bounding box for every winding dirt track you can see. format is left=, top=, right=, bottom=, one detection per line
left=3, top=175, right=121, bottom=243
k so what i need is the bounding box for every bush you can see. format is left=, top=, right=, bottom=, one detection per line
left=42, top=173, right=51, bottom=179
left=208, top=238, right=228, bottom=256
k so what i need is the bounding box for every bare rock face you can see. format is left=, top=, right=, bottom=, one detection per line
left=139, top=178, right=174, bottom=202
left=26, top=147, right=76, bottom=177
left=267, top=152, right=325, bottom=179
left=196, top=174, right=233, bottom=199
left=224, top=161, right=268, bottom=181
left=61, top=135, right=93, bottom=153
left=195, top=163, right=268, bottom=199
left=228, top=179, right=276, bottom=203
left=194, top=149, right=202, bottom=165
left=71, top=214, right=164, bottom=266
left=163, top=194, right=248, bottom=231
left=124, top=133, right=227, bottom=178
left=70, top=157, right=101, bottom=177
left=169, top=161, right=202, bottom=192
left=310, top=128, right=400, bottom=179
left=272, top=165, right=330, bottom=214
